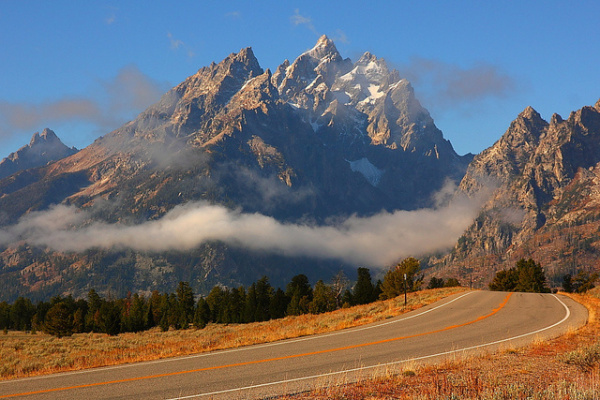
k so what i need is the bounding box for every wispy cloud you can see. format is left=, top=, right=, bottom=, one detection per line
left=167, top=32, right=194, bottom=58
left=104, top=6, right=118, bottom=25
left=167, top=32, right=184, bottom=50
left=225, top=11, right=241, bottom=19
left=398, top=57, right=517, bottom=109
left=103, top=65, right=166, bottom=113
left=291, top=9, right=319, bottom=36
left=332, top=29, right=349, bottom=44
left=0, top=185, right=491, bottom=267
left=0, top=66, right=168, bottom=140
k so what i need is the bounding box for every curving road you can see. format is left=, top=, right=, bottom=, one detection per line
left=0, top=291, right=588, bottom=400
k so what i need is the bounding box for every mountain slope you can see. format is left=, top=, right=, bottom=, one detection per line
left=432, top=100, right=600, bottom=287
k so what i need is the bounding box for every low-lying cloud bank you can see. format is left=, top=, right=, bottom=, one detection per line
left=0, top=188, right=488, bottom=267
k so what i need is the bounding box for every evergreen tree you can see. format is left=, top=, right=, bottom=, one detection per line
left=269, top=288, right=289, bottom=319
left=0, top=301, right=9, bottom=332
left=206, top=286, right=225, bottom=323
left=145, top=300, right=155, bottom=329
left=98, top=301, right=121, bottom=335
left=73, top=308, right=86, bottom=333
left=565, top=271, right=599, bottom=293
left=228, top=286, right=246, bottom=323
left=427, top=277, right=445, bottom=289
left=44, top=302, right=74, bottom=338
left=243, top=283, right=258, bottom=323
left=445, top=278, right=460, bottom=287
left=254, top=276, right=273, bottom=322
left=341, top=289, right=353, bottom=307
left=167, top=293, right=179, bottom=329
left=10, top=297, right=35, bottom=331
left=352, top=267, right=375, bottom=305
left=562, top=274, right=574, bottom=293
left=148, top=290, right=163, bottom=327
left=193, top=297, right=211, bottom=329
left=33, top=301, right=52, bottom=332
left=129, top=294, right=146, bottom=332
left=515, top=258, right=549, bottom=293
left=86, top=289, right=103, bottom=332
left=176, top=281, right=195, bottom=328
left=489, top=269, right=518, bottom=291
left=380, top=257, right=423, bottom=300
left=310, top=280, right=336, bottom=314
left=217, top=289, right=233, bottom=323
left=489, top=258, right=550, bottom=293
left=286, top=274, right=312, bottom=315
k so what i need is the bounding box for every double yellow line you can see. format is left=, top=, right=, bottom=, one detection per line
left=2, top=292, right=512, bottom=399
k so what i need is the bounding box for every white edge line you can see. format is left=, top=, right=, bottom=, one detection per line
left=3, top=291, right=474, bottom=384
left=165, top=293, right=575, bottom=400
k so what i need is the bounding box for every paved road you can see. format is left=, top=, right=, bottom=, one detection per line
left=0, top=291, right=588, bottom=400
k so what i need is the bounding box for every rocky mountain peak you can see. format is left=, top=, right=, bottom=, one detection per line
left=227, top=68, right=279, bottom=112
left=30, top=128, right=59, bottom=146
left=519, top=105, right=540, bottom=119
left=144, top=47, right=266, bottom=137
left=0, top=128, right=78, bottom=180
left=504, top=106, right=548, bottom=144
left=550, top=113, right=564, bottom=125
left=306, top=35, right=340, bottom=61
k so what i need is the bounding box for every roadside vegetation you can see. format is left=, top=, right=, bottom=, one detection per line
left=0, top=257, right=463, bottom=380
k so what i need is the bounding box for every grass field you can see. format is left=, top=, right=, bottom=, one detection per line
left=0, top=287, right=466, bottom=381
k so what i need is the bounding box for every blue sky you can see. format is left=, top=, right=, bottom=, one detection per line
left=1, top=1, right=599, bottom=157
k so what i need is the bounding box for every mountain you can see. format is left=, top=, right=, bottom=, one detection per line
left=431, top=100, right=600, bottom=288
left=0, top=128, right=77, bottom=180
left=0, top=36, right=471, bottom=301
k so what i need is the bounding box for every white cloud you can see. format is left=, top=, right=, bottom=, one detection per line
left=0, top=185, right=490, bottom=267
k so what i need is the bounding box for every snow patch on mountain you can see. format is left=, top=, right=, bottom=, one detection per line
left=347, top=158, right=384, bottom=186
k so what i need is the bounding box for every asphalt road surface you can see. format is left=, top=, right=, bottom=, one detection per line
left=0, top=291, right=588, bottom=400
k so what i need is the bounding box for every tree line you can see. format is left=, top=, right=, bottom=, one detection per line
left=0, top=258, right=460, bottom=338
left=488, top=258, right=598, bottom=293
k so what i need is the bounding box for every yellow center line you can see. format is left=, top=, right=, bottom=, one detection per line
left=2, top=292, right=512, bottom=399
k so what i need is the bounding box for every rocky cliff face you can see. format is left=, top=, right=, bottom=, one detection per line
left=0, top=37, right=470, bottom=300
left=433, top=100, right=600, bottom=287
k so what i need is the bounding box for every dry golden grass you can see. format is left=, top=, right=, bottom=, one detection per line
left=0, top=287, right=466, bottom=381
left=280, top=292, right=600, bottom=400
